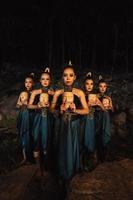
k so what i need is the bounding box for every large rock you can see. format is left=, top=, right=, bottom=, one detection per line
left=126, top=106, right=133, bottom=134
left=0, top=165, right=37, bottom=200
left=127, top=107, right=133, bottom=121
left=113, top=112, right=126, bottom=126
left=0, top=95, right=18, bottom=120
left=112, top=112, right=128, bottom=138
left=121, top=81, right=133, bottom=94
left=0, top=85, right=23, bottom=128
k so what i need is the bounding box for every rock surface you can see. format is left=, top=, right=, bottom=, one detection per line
left=68, top=159, right=133, bottom=200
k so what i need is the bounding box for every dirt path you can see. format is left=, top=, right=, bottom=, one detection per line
left=23, top=171, right=66, bottom=200
left=0, top=159, right=133, bottom=200
left=0, top=165, right=37, bottom=200
left=0, top=164, right=66, bottom=200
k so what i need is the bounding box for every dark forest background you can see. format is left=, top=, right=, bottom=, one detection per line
left=0, top=0, right=133, bottom=75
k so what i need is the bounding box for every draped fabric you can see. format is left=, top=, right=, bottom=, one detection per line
left=58, top=114, right=80, bottom=180
left=17, top=108, right=34, bottom=160
left=84, top=114, right=95, bottom=153
left=54, top=92, right=82, bottom=180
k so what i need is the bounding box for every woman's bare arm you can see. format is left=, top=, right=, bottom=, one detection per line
left=73, top=89, right=89, bottom=115
left=50, top=89, right=63, bottom=113
left=108, top=96, right=114, bottom=112
left=96, top=97, right=106, bottom=111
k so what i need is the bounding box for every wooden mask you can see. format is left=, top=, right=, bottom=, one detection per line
left=39, top=93, right=49, bottom=106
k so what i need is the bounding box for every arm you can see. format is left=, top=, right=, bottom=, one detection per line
left=48, top=89, right=55, bottom=96
left=108, top=96, right=114, bottom=112
left=95, top=97, right=106, bottom=111
left=73, top=89, right=89, bottom=115
left=50, top=90, right=63, bottom=113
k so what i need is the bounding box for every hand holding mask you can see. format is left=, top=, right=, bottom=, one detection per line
left=20, top=92, right=29, bottom=105
left=62, top=92, right=74, bottom=111
left=102, top=97, right=110, bottom=110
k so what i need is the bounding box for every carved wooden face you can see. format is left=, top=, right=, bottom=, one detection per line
left=88, top=94, right=97, bottom=104
left=62, top=92, right=74, bottom=104
left=39, top=93, right=49, bottom=106
left=20, top=92, right=29, bottom=104
left=102, top=98, right=110, bottom=108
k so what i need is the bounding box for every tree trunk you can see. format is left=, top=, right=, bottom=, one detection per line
left=91, top=33, right=97, bottom=68
left=111, top=23, right=118, bottom=77
left=48, top=23, right=53, bottom=66
left=126, top=20, right=129, bottom=75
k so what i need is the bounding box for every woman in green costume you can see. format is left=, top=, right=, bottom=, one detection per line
left=28, top=68, right=54, bottom=173
left=16, top=73, right=35, bottom=165
left=51, top=65, right=89, bottom=182
left=83, top=72, right=105, bottom=171
left=95, top=75, right=113, bottom=162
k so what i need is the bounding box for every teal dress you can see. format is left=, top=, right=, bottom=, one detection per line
left=55, top=93, right=81, bottom=181
left=17, top=91, right=35, bottom=160
left=102, top=110, right=111, bottom=145
left=94, top=93, right=111, bottom=161
left=32, top=92, right=53, bottom=158
left=84, top=93, right=95, bottom=153
left=98, top=93, right=111, bottom=146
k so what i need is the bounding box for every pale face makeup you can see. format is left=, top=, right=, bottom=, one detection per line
left=40, top=73, right=50, bottom=87
left=63, top=68, right=76, bottom=86
left=99, top=82, right=107, bottom=94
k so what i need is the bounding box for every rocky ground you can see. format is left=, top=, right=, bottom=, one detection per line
left=0, top=158, right=132, bottom=200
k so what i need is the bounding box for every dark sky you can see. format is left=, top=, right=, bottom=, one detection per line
left=0, top=0, right=133, bottom=73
